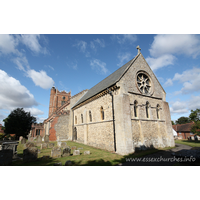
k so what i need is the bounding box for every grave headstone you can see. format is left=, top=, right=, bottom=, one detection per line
left=1, top=141, right=19, bottom=159
left=48, top=143, right=54, bottom=148
left=21, top=138, right=26, bottom=144
left=28, top=137, right=34, bottom=142
left=36, top=135, right=42, bottom=143
left=19, top=136, right=23, bottom=142
left=71, top=146, right=76, bottom=150
left=44, top=135, right=49, bottom=143
left=57, top=141, right=61, bottom=147
left=65, top=160, right=72, bottom=166
left=84, top=151, right=90, bottom=155
left=73, top=150, right=80, bottom=156
left=41, top=143, right=48, bottom=149
left=0, top=150, right=13, bottom=166
left=61, top=142, right=67, bottom=149
left=62, top=147, right=71, bottom=157
left=23, top=147, right=38, bottom=162
left=51, top=147, right=62, bottom=158
left=26, top=142, right=35, bottom=148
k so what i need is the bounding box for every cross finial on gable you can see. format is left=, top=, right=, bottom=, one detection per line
left=136, top=45, right=141, bottom=54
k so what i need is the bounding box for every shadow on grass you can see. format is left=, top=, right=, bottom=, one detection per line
left=12, top=153, right=59, bottom=166
left=179, top=140, right=200, bottom=144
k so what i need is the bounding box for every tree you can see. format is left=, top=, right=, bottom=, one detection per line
left=175, top=116, right=191, bottom=124
left=171, top=121, right=175, bottom=125
left=191, top=121, right=200, bottom=136
left=189, top=109, right=200, bottom=123
left=3, top=108, right=36, bottom=139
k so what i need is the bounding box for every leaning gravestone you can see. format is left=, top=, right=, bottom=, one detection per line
left=0, top=150, right=13, bottom=166
left=61, top=142, right=67, bottom=149
left=84, top=151, right=90, bottom=155
left=21, top=138, right=26, bottom=144
left=25, top=142, right=35, bottom=148
left=51, top=147, right=62, bottom=158
left=73, top=150, right=80, bottom=156
left=48, top=143, right=54, bottom=148
left=41, top=143, right=48, bottom=149
left=36, top=135, right=42, bottom=143
left=44, top=135, right=49, bottom=143
left=62, top=147, right=71, bottom=157
left=23, top=147, right=38, bottom=162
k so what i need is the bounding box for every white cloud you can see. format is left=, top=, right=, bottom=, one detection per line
left=170, top=95, right=200, bottom=115
left=0, top=69, right=38, bottom=110
left=112, top=34, right=137, bottom=44
left=164, top=78, right=173, bottom=87
left=173, top=68, right=200, bottom=94
left=74, top=40, right=87, bottom=52
left=19, top=34, right=49, bottom=55
left=27, top=69, right=54, bottom=89
left=147, top=34, right=200, bottom=71
left=170, top=101, right=188, bottom=114
left=150, top=34, right=200, bottom=58
left=117, top=52, right=131, bottom=67
left=146, top=54, right=176, bottom=71
left=188, top=96, right=200, bottom=110
left=74, top=40, right=90, bottom=57
left=0, top=34, right=18, bottom=55
left=45, top=65, right=54, bottom=71
left=12, top=56, right=30, bottom=72
left=90, top=38, right=105, bottom=51
left=24, top=107, right=44, bottom=116
left=0, top=34, right=48, bottom=56
left=90, top=59, right=108, bottom=75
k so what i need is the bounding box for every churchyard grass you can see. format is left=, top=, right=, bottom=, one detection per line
left=13, top=141, right=174, bottom=166
left=175, top=139, right=200, bottom=148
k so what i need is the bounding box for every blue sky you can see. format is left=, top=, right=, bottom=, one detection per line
left=0, top=34, right=200, bottom=124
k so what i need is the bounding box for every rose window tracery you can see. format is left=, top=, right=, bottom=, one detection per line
left=137, top=72, right=151, bottom=94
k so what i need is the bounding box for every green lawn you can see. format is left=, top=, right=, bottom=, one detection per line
left=13, top=141, right=174, bottom=166
left=175, top=139, right=200, bottom=148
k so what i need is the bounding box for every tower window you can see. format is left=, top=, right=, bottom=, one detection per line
left=134, top=100, right=138, bottom=117
left=81, top=114, right=83, bottom=123
left=89, top=111, right=92, bottom=122
left=100, top=106, right=104, bottom=120
left=146, top=102, right=149, bottom=118
left=157, top=104, right=160, bottom=119
left=75, top=116, right=77, bottom=124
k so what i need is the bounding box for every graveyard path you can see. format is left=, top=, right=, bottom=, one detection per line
left=120, top=143, right=193, bottom=166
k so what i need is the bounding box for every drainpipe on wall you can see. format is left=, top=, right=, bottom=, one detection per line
left=107, top=88, right=116, bottom=152
left=72, top=110, right=74, bottom=141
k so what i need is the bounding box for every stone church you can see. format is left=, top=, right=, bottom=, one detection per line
left=41, top=46, right=174, bottom=155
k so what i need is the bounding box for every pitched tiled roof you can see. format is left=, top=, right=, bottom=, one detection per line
left=172, top=122, right=194, bottom=132
left=72, top=53, right=140, bottom=108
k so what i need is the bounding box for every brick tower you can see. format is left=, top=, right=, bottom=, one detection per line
left=48, top=87, right=71, bottom=117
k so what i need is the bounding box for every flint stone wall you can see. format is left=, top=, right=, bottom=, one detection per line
left=73, top=93, right=114, bottom=152
left=55, top=114, right=70, bottom=141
